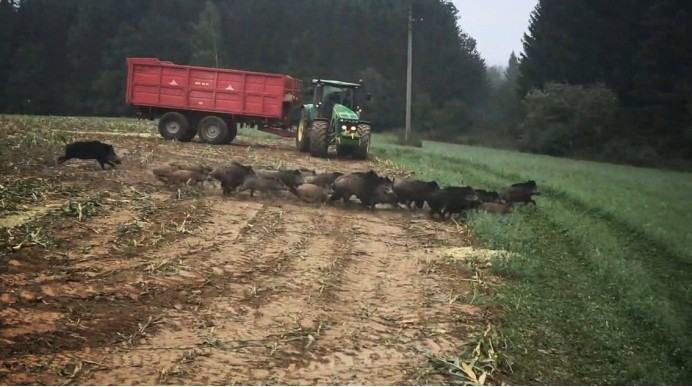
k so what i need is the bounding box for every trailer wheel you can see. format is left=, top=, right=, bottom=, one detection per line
left=352, top=123, right=371, bottom=160
left=309, top=120, right=329, bottom=158
left=224, top=118, right=238, bottom=143
left=295, top=110, right=310, bottom=152
left=158, top=112, right=191, bottom=141
left=198, top=115, right=228, bottom=145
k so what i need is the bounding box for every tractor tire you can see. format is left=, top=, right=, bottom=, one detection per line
left=309, top=120, right=329, bottom=158
left=158, top=112, right=194, bottom=141
left=198, top=115, right=229, bottom=145
left=224, top=117, right=238, bottom=144
left=352, top=123, right=372, bottom=160
left=295, top=109, right=310, bottom=152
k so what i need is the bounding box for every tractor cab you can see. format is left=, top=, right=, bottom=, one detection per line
left=296, top=79, right=373, bottom=160
left=312, top=79, right=370, bottom=121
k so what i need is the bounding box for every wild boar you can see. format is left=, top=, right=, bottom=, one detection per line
left=304, top=171, right=344, bottom=188
left=474, top=188, right=503, bottom=203
left=169, top=161, right=213, bottom=174
left=427, top=185, right=481, bottom=219
left=477, top=201, right=514, bottom=214
left=330, top=170, right=396, bottom=209
left=500, top=180, right=540, bottom=205
left=57, top=140, right=122, bottom=170
left=236, top=175, right=285, bottom=197
left=393, top=178, right=440, bottom=209
left=210, top=161, right=256, bottom=195
left=168, top=169, right=210, bottom=187
left=288, top=183, right=333, bottom=204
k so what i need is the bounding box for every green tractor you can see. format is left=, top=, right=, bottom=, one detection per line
left=295, top=78, right=373, bottom=159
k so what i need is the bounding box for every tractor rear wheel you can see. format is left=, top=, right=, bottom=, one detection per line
left=295, top=109, right=310, bottom=152
left=159, top=112, right=195, bottom=141
left=309, top=120, right=329, bottom=158
left=198, top=115, right=229, bottom=145
left=352, top=123, right=371, bottom=160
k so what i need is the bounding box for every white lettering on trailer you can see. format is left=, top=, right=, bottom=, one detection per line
left=194, top=81, right=211, bottom=86
left=169, top=79, right=178, bottom=86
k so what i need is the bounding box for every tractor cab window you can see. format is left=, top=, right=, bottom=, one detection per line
left=341, top=89, right=355, bottom=109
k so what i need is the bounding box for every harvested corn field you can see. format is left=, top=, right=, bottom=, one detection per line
left=0, top=116, right=499, bottom=385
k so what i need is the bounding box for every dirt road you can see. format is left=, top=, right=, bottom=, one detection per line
left=0, top=124, right=487, bottom=385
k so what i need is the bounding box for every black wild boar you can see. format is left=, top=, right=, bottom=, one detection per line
left=501, top=180, right=540, bottom=205
left=393, top=178, right=440, bottom=209
left=304, top=171, right=344, bottom=188
left=57, top=140, right=122, bottom=170
left=330, top=170, right=397, bottom=209
left=427, top=186, right=481, bottom=219
left=236, top=175, right=285, bottom=197
left=210, top=162, right=256, bottom=195
left=288, top=183, right=333, bottom=204
left=477, top=201, right=514, bottom=214
left=474, top=188, right=503, bottom=203
left=370, top=176, right=399, bottom=208
left=276, top=169, right=306, bottom=189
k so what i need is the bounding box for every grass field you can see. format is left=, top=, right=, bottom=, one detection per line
left=373, top=136, right=692, bottom=385
left=1, top=114, right=690, bottom=385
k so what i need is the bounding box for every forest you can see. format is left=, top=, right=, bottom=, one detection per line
left=0, top=0, right=690, bottom=169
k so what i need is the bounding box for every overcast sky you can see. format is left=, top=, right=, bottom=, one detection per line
left=449, top=0, right=539, bottom=67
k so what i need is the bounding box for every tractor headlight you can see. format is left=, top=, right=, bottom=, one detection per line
left=341, top=125, right=347, bottom=130
left=350, top=126, right=357, bottom=131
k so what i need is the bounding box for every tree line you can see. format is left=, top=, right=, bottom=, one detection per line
left=0, top=0, right=487, bottom=134
left=512, top=0, right=692, bottom=168
left=0, top=0, right=690, bottom=169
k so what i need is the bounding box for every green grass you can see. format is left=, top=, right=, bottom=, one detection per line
left=371, top=135, right=692, bottom=385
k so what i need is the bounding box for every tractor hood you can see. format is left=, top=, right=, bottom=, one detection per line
left=332, top=104, right=360, bottom=121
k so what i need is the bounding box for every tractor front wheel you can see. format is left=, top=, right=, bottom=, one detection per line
left=352, top=123, right=371, bottom=160
left=198, top=115, right=229, bottom=145
left=295, top=109, right=310, bottom=152
left=309, top=120, right=329, bottom=158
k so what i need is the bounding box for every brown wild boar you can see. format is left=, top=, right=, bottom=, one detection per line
left=477, top=202, right=514, bottom=214
left=236, top=175, right=285, bottom=197
left=169, top=161, right=213, bottom=174
left=288, top=183, right=333, bottom=204
left=168, top=169, right=210, bottom=186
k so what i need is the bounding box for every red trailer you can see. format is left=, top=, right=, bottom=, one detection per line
left=125, top=57, right=303, bottom=144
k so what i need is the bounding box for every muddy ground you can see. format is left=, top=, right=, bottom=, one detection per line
left=0, top=119, right=494, bottom=385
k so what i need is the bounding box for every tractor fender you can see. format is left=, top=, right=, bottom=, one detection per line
left=302, top=104, right=318, bottom=122
left=357, top=120, right=372, bottom=126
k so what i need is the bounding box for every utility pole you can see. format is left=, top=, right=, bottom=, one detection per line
left=405, top=4, right=413, bottom=143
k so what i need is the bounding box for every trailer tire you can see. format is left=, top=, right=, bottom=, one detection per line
left=295, top=110, right=310, bottom=152
left=352, top=123, right=371, bottom=160
left=309, top=120, right=329, bottom=158
left=198, top=115, right=228, bottom=145
left=224, top=118, right=238, bottom=143
left=158, top=112, right=192, bottom=141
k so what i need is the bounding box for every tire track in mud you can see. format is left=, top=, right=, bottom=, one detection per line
left=279, top=211, right=479, bottom=385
